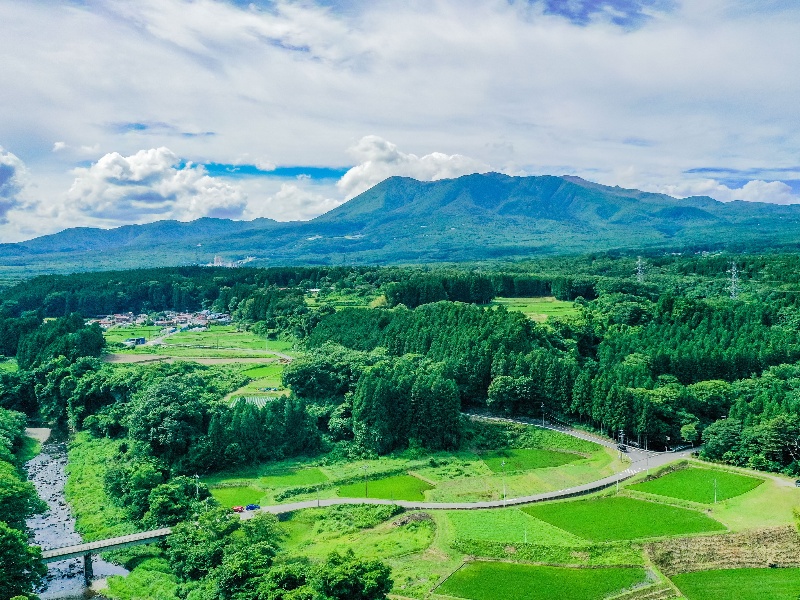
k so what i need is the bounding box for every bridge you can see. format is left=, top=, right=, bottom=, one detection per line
left=39, top=416, right=691, bottom=585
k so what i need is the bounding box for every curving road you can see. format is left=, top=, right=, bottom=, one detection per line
left=41, top=416, right=692, bottom=554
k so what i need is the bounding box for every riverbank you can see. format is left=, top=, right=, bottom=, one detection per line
left=26, top=437, right=127, bottom=599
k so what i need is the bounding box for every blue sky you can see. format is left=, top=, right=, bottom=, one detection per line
left=0, top=0, right=799, bottom=240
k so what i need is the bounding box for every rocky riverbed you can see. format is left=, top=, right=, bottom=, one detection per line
left=26, top=439, right=127, bottom=599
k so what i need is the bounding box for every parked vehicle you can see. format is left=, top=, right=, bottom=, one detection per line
left=795, top=480, right=800, bottom=487
left=616, top=444, right=628, bottom=452
left=232, top=506, right=244, bottom=513
left=245, top=504, right=261, bottom=510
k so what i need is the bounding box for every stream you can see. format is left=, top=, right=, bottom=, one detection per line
left=26, top=440, right=128, bottom=599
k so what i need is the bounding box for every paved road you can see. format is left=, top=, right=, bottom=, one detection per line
left=41, top=414, right=691, bottom=554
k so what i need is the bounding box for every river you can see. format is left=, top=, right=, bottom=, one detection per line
left=26, top=436, right=128, bottom=599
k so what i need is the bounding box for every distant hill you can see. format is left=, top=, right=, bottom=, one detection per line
left=2, top=173, right=800, bottom=279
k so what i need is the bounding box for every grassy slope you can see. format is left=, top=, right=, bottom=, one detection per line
left=630, top=466, right=763, bottom=504
left=672, top=568, right=800, bottom=600
left=65, top=433, right=137, bottom=540
left=338, top=473, right=434, bottom=501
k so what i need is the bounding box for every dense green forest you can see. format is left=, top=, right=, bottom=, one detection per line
left=4, top=252, right=800, bottom=598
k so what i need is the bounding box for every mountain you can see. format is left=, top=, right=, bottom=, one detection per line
left=2, top=173, right=800, bottom=279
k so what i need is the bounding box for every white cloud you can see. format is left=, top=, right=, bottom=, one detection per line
left=660, top=179, right=799, bottom=205
left=246, top=182, right=343, bottom=221
left=1, top=0, right=800, bottom=239
left=67, top=147, right=247, bottom=221
left=337, top=136, right=491, bottom=199
left=0, top=146, right=31, bottom=223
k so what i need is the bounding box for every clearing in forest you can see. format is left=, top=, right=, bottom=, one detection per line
left=490, top=297, right=578, bottom=322
left=629, top=466, right=763, bottom=504
left=522, top=496, right=726, bottom=541
left=672, top=567, right=800, bottom=600
left=436, top=562, right=647, bottom=600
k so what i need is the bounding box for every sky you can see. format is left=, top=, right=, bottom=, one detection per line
left=1, top=0, right=799, bottom=242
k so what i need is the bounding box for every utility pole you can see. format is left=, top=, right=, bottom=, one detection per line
left=502, top=460, right=507, bottom=506
left=541, top=403, right=545, bottom=427
left=714, top=478, right=717, bottom=504
left=728, top=262, right=739, bottom=299
left=194, top=474, right=200, bottom=499
left=363, top=465, right=369, bottom=498
left=636, top=256, right=645, bottom=283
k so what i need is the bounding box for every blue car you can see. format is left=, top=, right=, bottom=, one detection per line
left=245, top=504, right=260, bottom=510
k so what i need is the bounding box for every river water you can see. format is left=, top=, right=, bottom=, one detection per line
left=26, top=441, right=128, bottom=599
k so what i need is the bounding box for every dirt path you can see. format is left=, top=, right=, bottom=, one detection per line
left=25, top=427, right=52, bottom=444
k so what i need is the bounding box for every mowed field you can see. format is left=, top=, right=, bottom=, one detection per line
left=522, top=496, right=726, bottom=541
left=490, top=297, right=579, bottom=322
left=630, top=466, right=764, bottom=504
left=672, top=568, right=800, bottom=600
left=436, top=562, right=647, bottom=600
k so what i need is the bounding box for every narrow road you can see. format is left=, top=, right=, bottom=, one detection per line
left=41, top=415, right=692, bottom=553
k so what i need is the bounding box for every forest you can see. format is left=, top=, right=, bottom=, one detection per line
left=3, top=251, right=800, bottom=599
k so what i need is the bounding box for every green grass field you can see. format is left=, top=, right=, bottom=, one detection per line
left=437, top=562, right=646, bottom=600
left=490, top=297, right=579, bottom=322
left=209, top=485, right=265, bottom=507
left=103, top=325, right=162, bottom=344
left=164, top=326, right=292, bottom=352
left=261, top=467, right=329, bottom=487
left=481, top=448, right=581, bottom=473
left=672, top=568, right=800, bottom=600
left=445, top=508, right=584, bottom=545
left=226, top=362, right=288, bottom=401
left=338, top=473, right=434, bottom=501
left=0, top=358, right=18, bottom=372
left=630, top=466, right=763, bottom=504
left=522, top=497, right=726, bottom=541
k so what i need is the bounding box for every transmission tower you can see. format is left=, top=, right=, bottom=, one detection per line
left=728, top=262, right=739, bottom=298
left=636, top=256, right=645, bottom=283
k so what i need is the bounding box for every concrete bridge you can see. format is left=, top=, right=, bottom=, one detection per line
left=41, top=528, right=171, bottom=584
left=39, top=416, right=690, bottom=585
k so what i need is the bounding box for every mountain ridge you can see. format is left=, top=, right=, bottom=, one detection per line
left=2, top=172, right=799, bottom=278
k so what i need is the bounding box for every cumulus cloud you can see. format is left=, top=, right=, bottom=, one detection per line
left=67, top=147, right=247, bottom=222
left=246, top=182, right=343, bottom=221
left=0, top=146, right=30, bottom=223
left=337, top=136, right=491, bottom=199
left=660, top=179, right=799, bottom=205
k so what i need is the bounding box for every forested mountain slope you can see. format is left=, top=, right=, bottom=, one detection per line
left=2, top=173, right=800, bottom=279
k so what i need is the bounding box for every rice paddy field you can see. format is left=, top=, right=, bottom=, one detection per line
left=481, top=448, right=581, bottom=472
left=672, top=568, right=800, bottom=600
left=338, top=473, right=434, bottom=501
left=436, top=562, right=647, bottom=600
left=629, top=466, right=764, bottom=504
left=103, top=325, right=162, bottom=344
left=490, top=296, right=579, bottom=322
left=522, top=496, right=727, bottom=541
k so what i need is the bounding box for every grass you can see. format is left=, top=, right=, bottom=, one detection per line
left=261, top=467, right=329, bottom=487
left=17, top=436, right=41, bottom=463
left=672, top=568, right=800, bottom=600
left=0, top=358, right=18, bottom=372
left=490, top=297, right=579, bottom=322
left=338, top=473, right=434, bottom=501
left=163, top=325, right=293, bottom=352
left=630, top=466, right=763, bottom=504
left=522, top=497, right=726, bottom=541
left=481, top=448, right=581, bottom=473
left=445, top=508, right=584, bottom=545
left=709, top=475, right=800, bottom=532
left=103, top=325, right=162, bottom=345
left=436, top=562, right=646, bottom=600
left=209, top=485, right=265, bottom=507
left=226, top=362, right=288, bottom=401
left=65, top=433, right=138, bottom=540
